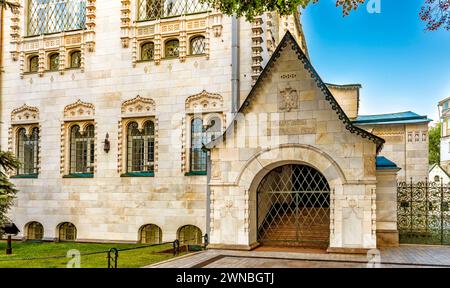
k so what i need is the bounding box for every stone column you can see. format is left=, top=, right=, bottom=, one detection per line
left=375, top=168, right=400, bottom=247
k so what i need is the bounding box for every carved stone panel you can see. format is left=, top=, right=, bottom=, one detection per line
left=121, top=95, right=156, bottom=117
left=11, top=104, right=39, bottom=124
left=64, top=100, right=95, bottom=119
left=185, top=90, right=223, bottom=113
left=279, top=86, right=299, bottom=112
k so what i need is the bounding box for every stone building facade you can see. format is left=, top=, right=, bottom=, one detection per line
left=0, top=0, right=411, bottom=250
left=1, top=0, right=308, bottom=244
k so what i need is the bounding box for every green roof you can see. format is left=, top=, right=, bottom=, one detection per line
left=353, top=111, right=432, bottom=125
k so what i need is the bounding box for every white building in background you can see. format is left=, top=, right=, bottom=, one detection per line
left=428, top=164, right=450, bottom=183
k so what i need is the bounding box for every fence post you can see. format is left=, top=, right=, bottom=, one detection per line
left=173, top=240, right=180, bottom=256
left=107, top=248, right=118, bottom=268
left=410, top=177, right=413, bottom=233
left=441, top=179, right=445, bottom=245
left=203, top=233, right=209, bottom=249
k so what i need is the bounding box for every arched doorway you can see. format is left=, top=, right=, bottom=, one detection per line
left=257, top=164, right=330, bottom=247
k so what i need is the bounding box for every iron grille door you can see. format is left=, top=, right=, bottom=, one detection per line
left=257, top=165, right=331, bottom=247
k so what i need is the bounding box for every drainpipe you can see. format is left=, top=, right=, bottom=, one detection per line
left=205, top=149, right=211, bottom=242
left=0, top=7, right=4, bottom=148
left=231, top=14, right=240, bottom=114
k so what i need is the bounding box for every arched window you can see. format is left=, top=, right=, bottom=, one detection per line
left=165, top=39, right=179, bottom=58
left=435, top=175, right=441, bottom=182
left=70, top=51, right=82, bottom=68
left=49, top=53, right=60, bottom=71
left=127, top=121, right=155, bottom=173
left=190, top=36, right=205, bottom=55
left=141, top=42, right=155, bottom=61
left=178, top=225, right=202, bottom=245
left=29, top=55, right=39, bottom=73
left=190, top=118, right=206, bottom=172
left=139, top=224, right=162, bottom=244
left=59, top=222, right=77, bottom=241
left=17, top=127, right=39, bottom=175
left=26, top=222, right=44, bottom=240
left=70, top=125, right=95, bottom=174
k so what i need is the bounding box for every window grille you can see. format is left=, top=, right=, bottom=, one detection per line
left=27, top=0, right=87, bottom=36
left=127, top=121, right=155, bottom=173
left=17, top=127, right=39, bottom=175
left=190, top=36, right=205, bottom=55
left=137, top=0, right=208, bottom=21
left=140, top=224, right=162, bottom=244
left=70, top=125, right=95, bottom=174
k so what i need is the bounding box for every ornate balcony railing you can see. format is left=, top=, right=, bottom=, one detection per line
left=137, top=0, right=209, bottom=21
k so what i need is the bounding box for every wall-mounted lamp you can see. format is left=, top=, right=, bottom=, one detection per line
left=103, top=133, right=110, bottom=153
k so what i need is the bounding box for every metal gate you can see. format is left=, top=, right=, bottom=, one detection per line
left=257, top=164, right=330, bottom=247
left=398, top=180, right=450, bottom=245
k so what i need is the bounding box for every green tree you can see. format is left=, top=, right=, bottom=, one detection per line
left=429, top=122, right=441, bottom=165
left=0, top=0, right=19, bottom=10
left=201, top=0, right=449, bottom=31
left=0, top=151, right=20, bottom=230
left=0, top=1, right=21, bottom=231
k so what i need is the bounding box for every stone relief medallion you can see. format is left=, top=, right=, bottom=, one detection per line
left=279, top=86, right=299, bottom=112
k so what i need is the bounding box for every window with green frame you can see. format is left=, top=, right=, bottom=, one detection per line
left=16, top=127, right=39, bottom=176
left=140, top=224, right=162, bottom=244
left=70, top=125, right=95, bottom=175
left=127, top=121, right=155, bottom=173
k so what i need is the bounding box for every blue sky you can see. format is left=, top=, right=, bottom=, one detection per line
left=301, top=0, right=450, bottom=122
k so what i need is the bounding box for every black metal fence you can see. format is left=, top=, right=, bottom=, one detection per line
left=0, top=234, right=208, bottom=268
left=398, top=180, right=450, bottom=245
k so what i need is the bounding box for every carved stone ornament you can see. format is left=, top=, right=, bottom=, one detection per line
left=121, top=95, right=156, bottom=116
left=279, top=86, right=299, bottom=112
left=11, top=104, right=39, bottom=124
left=64, top=100, right=95, bottom=119
left=185, top=90, right=223, bottom=112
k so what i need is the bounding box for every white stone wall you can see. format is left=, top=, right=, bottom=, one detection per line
left=0, top=1, right=286, bottom=242
left=429, top=165, right=450, bottom=183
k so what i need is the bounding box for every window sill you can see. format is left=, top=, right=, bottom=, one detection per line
left=185, top=171, right=207, bottom=176
left=121, top=172, right=155, bottom=177
left=11, top=174, right=39, bottom=179
left=63, top=174, right=94, bottom=179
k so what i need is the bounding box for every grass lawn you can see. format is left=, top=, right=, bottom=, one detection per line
left=0, top=241, right=183, bottom=268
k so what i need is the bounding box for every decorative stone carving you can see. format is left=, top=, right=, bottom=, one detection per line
left=279, top=86, right=299, bottom=112
left=120, top=0, right=131, bottom=48
left=64, top=100, right=95, bottom=119
left=11, top=104, right=39, bottom=124
left=251, top=16, right=264, bottom=85
left=185, top=90, right=223, bottom=112
left=121, top=95, right=156, bottom=116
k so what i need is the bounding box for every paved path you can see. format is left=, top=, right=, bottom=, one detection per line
left=146, top=245, right=450, bottom=268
